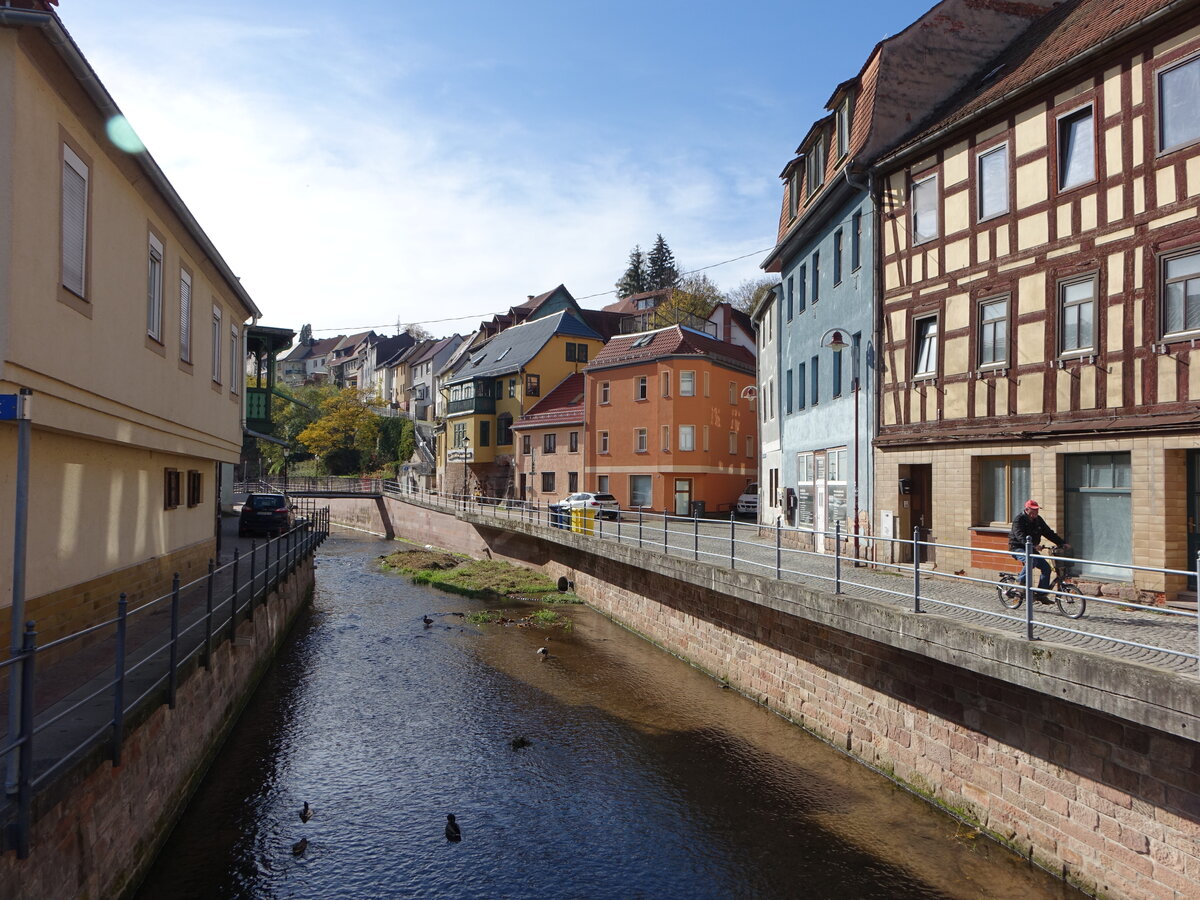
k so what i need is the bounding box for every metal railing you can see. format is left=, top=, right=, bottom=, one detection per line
left=347, top=483, right=1200, bottom=678
left=0, top=509, right=330, bottom=859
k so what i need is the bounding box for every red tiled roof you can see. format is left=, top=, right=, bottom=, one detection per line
left=601, top=288, right=670, bottom=314
left=513, top=373, right=586, bottom=430
left=585, top=326, right=755, bottom=372
left=887, top=0, right=1187, bottom=161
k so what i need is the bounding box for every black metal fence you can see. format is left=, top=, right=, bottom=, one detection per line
left=0, top=509, right=330, bottom=859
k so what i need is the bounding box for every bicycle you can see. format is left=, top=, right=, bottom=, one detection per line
left=996, top=545, right=1086, bottom=619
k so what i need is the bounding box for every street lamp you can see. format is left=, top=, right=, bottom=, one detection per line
left=821, top=328, right=862, bottom=564
left=461, top=435, right=471, bottom=503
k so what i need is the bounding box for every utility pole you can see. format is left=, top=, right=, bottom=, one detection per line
left=4, top=388, right=32, bottom=794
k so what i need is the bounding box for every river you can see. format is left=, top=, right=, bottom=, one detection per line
left=134, top=532, right=1081, bottom=899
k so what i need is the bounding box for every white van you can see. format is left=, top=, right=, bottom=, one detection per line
left=735, top=482, right=758, bottom=516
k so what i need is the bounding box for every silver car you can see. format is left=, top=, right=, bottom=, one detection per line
left=557, top=491, right=620, bottom=520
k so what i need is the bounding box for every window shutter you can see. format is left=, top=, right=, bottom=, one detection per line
left=180, top=272, right=192, bottom=362
left=62, top=149, right=88, bottom=294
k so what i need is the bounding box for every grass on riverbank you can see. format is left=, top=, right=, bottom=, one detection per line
left=379, top=546, right=581, bottom=604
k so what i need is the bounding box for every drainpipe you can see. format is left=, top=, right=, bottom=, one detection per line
left=843, top=166, right=875, bottom=553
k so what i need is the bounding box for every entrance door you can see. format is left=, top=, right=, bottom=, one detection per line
left=519, top=474, right=527, bottom=501
left=814, top=452, right=828, bottom=553
left=1190, top=452, right=1200, bottom=590
left=673, top=478, right=692, bottom=516
left=909, top=464, right=932, bottom=563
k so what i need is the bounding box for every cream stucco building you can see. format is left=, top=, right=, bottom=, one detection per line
left=0, top=4, right=260, bottom=644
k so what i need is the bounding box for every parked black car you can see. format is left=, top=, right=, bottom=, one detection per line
left=239, top=492, right=293, bottom=537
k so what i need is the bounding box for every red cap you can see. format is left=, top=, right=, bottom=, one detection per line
left=1025, top=500, right=1040, bottom=511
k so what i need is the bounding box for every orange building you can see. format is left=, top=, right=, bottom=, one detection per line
left=584, top=326, right=757, bottom=515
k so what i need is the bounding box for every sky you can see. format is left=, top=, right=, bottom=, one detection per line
left=58, top=0, right=933, bottom=338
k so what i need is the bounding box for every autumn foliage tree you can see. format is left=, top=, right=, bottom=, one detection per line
left=297, top=388, right=381, bottom=475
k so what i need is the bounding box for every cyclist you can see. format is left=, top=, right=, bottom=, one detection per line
left=1008, top=500, right=1065, bottom=599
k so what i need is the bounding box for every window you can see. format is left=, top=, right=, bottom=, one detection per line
left=1065, top=452, right=1132, bottom=580
left=786, top=369, right=793, bottom=414
left=211, top=306, right=222, bottom=383
left=525, top=374, right=540, bottom=397
left=788, top=168, right=799, bottom=218
left=508, top=378, right=516, bottom=399
left=797, top=264, right=807, bottom=313
left=1058, top=106, right=1095, bottom=190
left=979, top=457, right=1030, bottom=525
left=636, top=376, right=648, bottom=400
left=630, top=474, right=652, bottom=508
left=569, top=431, right=579, bottom=452
left=661, top=425, right=670, bottom=451
left=453, top=422, right=467, bottom=448
left=599, top=431, right=609, bottom=453
left=746, top=435, right=754, bottom=458
left=497, top=413, right=513, bottom=445
left=568, top=471, right=578, bottom=493
left=543, top=433, right=557, bottom=454
left=635, top=428, right=648, bottom=452
left=479, top=420, right=490, bottom=447
left=679, top=425, right=695, bottom=451
left=806, top=134, right=825, bottom=197
left=836, top=96, right=851, bottom=159
left=1160, top=56, right=1200, bottom=152
left=832, top=347, right=843, bottom=397
left=797, top=363, right=806, bottom=410
left=912, top=174, right=939, bottom=243
left=186, top=470, right=202, bottom=508
left=728, top=431, right=737, bottom=454
left=810, top=355, right=819, bottom=404
left=597, top=475, right=610, bottom=493
left=703, top=371, right=710, bottom=397
left=833, top=229, right=843, bottom=285
left=164, top=468, right=181, bottom=510
left=565, top=342, right=589, bottom=362
left=147, top=233, right=164, bottom=341
left=230, top=325, right=240, bottom=393
left=851, top=211, right=861, bottom=271
left=1059, top=276, right=1096, bottom=353
left=728, top=381, right=736, bottom=404
left=1163, top=248, right=1200, bottom=336
left=62, top=144, right=88, bottom=296
left=812, top=252, right=821, bottom=301
left=541, top=472, right=556, bottom=493
left=702, top=425, right=710, bottom=451
left=786, top=276, right=794, bottom=321
left=768, top=379, right=775, bottom=419
left=978, top=297, right=1008, bottom=366
left=680, top=371, right=695, bottom=396
left=179, top=269, right=192, bottom=362
left=600, top=381, right=611, bottom=404
left=977, top=144, right=1009, bottom=220
left=522, top=434, right=531, bottom=454
left=796, top=453, right=815, bottom=527
left=913, top=316, right=938, bottom=376
left=661, top=371, right=670, bottom=397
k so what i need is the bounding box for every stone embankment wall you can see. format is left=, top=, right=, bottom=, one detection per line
left=336, top=496, right=1200, bottom=900
left=0, top=563, right=315, bottom=900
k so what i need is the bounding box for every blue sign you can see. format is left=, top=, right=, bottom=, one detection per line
left=0, top=395, right=18, bottom=421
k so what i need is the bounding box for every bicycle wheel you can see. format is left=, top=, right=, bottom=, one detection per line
left=1056, top=584, right=1086, bottom=619
left=997, top=575, right=1022, bottom=609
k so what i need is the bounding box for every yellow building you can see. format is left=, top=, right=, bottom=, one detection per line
left=0, top=4, right=260, bottom=644
left=443, top=310, right=605, bottom=498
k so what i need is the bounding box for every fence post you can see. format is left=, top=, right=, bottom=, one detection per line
left=663, top=510, right=668, bottom=552
left=229, top=548, right=240, bottom=644
left=912, top=527, right=921, bottom=613
left=835, top=520, right=842, bottom=595
left=249, top=540, right=258, bottom=607
left=15, top=620, right=36, bottom=859
left=776, top=518, right=782, bottom=578
left=168, top=573, right=180, bottom=709
left=1024, top=537, right=1035, bottom=641
left=638, top=508, right=643, bottom=549
left=694, top=514, right=699, bottom=561
left=730, top=512, right=736, bottom=570
left=112, top=595, right=127, bottom=765
left=204, top=560, right=215, bottom=671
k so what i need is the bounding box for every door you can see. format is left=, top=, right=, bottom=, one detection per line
left=519, top=473, right=527, bottom=501
left=814, top=452, right=827, bottom=553
left=673, top=478, right=692, bottom=516
left=1190, top=452, right=1200, bottom=589
left=909, top=464, right=932, bottom=563
left=1065, top=452, right=1131, bottom=580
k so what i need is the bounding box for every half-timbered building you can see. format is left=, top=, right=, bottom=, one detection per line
left=874, top=0, right=1200, bottom=601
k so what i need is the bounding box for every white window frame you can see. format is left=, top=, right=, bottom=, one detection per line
left=679, top=425, right=694, bottom=451
left=1162, top=247, right=1200, bottom=338
left=635, top=376, right=647, bottom=400
left=62, top=144, right=88, bottom=296
left=147, top=233, right=164, bottom=341
left=680, top=370, right=695, bottom=396
left=1158, top=55, right=1200, bottom=153
left=835, top=96, right=852, bottom=159
left=661, top=425, right=670, bottom=451
left=634, top=428, right=648, bottom=453
left=212, top=305, right=223, bottom=383
left=976, top=143, right=1010, bottom=221
left=978, top=296, right=1008, bottom=367
left=600, top=381, right=610, bottom=404
left=912, top=174, right=939, bottom=244
left=1059, top=274, right=1097, bottom=354
left=913, top=315, right=939, bottom=377
left=1057, top=105, right=1095, bottom=191
left=805, top=134, right=826, bottom=197
left=599, top=431, right=609, bottom=453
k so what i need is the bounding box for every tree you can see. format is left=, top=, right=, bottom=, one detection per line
left=296, top=388, right=380, bottom=475
left=650, top=273, right=726, bottom=328
left=727, top=277, right=779, bottom=314
left=258, top=382, right=337, bottom=475
left=373, top=415, right=416, bottom=475
left=404, top=323, right=433, bottom=340
left=298, top=323, right=313, bottom=345
left=614, top=245, right=648, bottom=299
left=647, top=234, right=680, bottom=291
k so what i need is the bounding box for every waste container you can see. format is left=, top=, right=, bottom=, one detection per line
left=579, top=507, right=596, bottom=535
left=549, top=503, right=566, bottom=528
left=689, top=500, right=706, bottom=518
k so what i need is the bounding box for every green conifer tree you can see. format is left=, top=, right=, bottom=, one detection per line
left=615, top=245, right=648, bottom=299
left=647, top=234, right=680, bottom=290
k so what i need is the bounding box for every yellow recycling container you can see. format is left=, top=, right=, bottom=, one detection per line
left=580, top=507, right=596, bottom=534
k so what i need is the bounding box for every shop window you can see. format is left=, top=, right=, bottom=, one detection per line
left=977, top=457, right=1029, bottom=525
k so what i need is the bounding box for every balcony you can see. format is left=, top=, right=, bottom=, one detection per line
left=448, top=396, right=496, bottom=415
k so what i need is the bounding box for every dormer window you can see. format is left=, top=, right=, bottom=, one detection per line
left=835, top=96, right=852, bottom=160
left=787, top=167, right=799, bottom=218
left=806, top=135, right=826, bottom=198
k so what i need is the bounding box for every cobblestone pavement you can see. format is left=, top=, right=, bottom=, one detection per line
left=447, top=497, right=1200, bottom=678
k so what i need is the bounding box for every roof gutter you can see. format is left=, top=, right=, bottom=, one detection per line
left=874, top=0, right=1200, bottom=172
left=0, top=8, right=262, bottom=320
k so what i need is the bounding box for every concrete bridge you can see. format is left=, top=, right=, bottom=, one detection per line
left=323, top=488, right=1200, bottom=900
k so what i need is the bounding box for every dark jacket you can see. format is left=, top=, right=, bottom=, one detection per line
left=1008, top=512, right=1064, bottom=552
